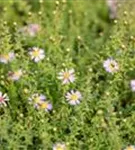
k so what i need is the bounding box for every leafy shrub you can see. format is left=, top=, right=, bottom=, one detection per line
left=0, top=0, right=135, bottom=150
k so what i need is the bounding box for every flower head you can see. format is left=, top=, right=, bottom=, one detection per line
left=53, top=143, right=66, bottom=150
left=28, top=93, right=52, bottom=111
left=124, top=145, right=135, bottom=150
left=29, top=93, right=45, bottom=104
left=19, top=24, right=40, bottom=37
left=58, top=69, right=75, bottom=84
left=0, top=52, right=15, bottom=64
left=106, top=0, right=117, bottom=19
left=29, top=47, right=45, bottom=62
left=27, top=24, right=40, bottom=37
left=130, top=80, right=135, bottom=92
left=65, top=90, right=82, bottom=105
left=38, top=101, right=52, bottom=112
left=103, top=58, right=119, bottom=73
left=0, top=91, right=9, bottom=107
left=8, top=69, right=22, bottom=81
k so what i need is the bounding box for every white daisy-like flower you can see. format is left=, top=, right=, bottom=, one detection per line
left=28, top=93, right=46, bottom=104
left=53, top=143, right=66, bottom=150
left=38, top=101, right=52, bottom=112
left=130, top=80, right=135, bottom=92
left=0, top=91, right=9, bottom=107
left=65, top=90, right=82, bottom=105
left=124, top=145, right=135, bottom=150
left=29, top=47, right=45, bottom=62
left=8, top=69, right=22, bottom=81
left=28, top=93, right=52, bottom=111
left=103, top=58, right=119, bottom=73
left=58, top=68, right=75, bottom=84
left=0, top=52, right=15, bottom=64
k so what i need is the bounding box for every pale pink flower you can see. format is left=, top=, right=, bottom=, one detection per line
left=0, top=91, right=9, bottom=107
left=106, top=0, right=117, bottom=19
left=0, top=52, right=15, bottom=64
left=130, top=80, right=135, bottom=92
left=8, top=69, right=22, bottom=81
left=19, top=24, right=40, bottom=37
left=103, top=58, right=119, bottom=73
left=27, top=24, right=40, bottom=37
left=28, top=93, right=52, bottom=111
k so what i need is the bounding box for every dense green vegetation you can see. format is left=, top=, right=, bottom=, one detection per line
left=0, top=0, right=135, bottom=150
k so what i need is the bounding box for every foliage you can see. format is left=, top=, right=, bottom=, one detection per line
left=0, top=0, right=135, bottom=150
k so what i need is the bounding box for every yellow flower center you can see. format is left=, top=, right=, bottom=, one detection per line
left=34, top=97, right=41, bottom=103
left=109, top=63, right=115, bottom=70
left=63, top=72, right=70, bottom=79
left=56, top=146, right=64, bottom=150
left=127, top=147, right=134, bottom=150
left=71, top=94, right=78, bottom=101
left=32, top=50, right=40, bottom=57
left=14, top=71, right=22, bottom=77
left=3, top=54, right=9, bottom=60
left=40, top=102, right=48, bottom=109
